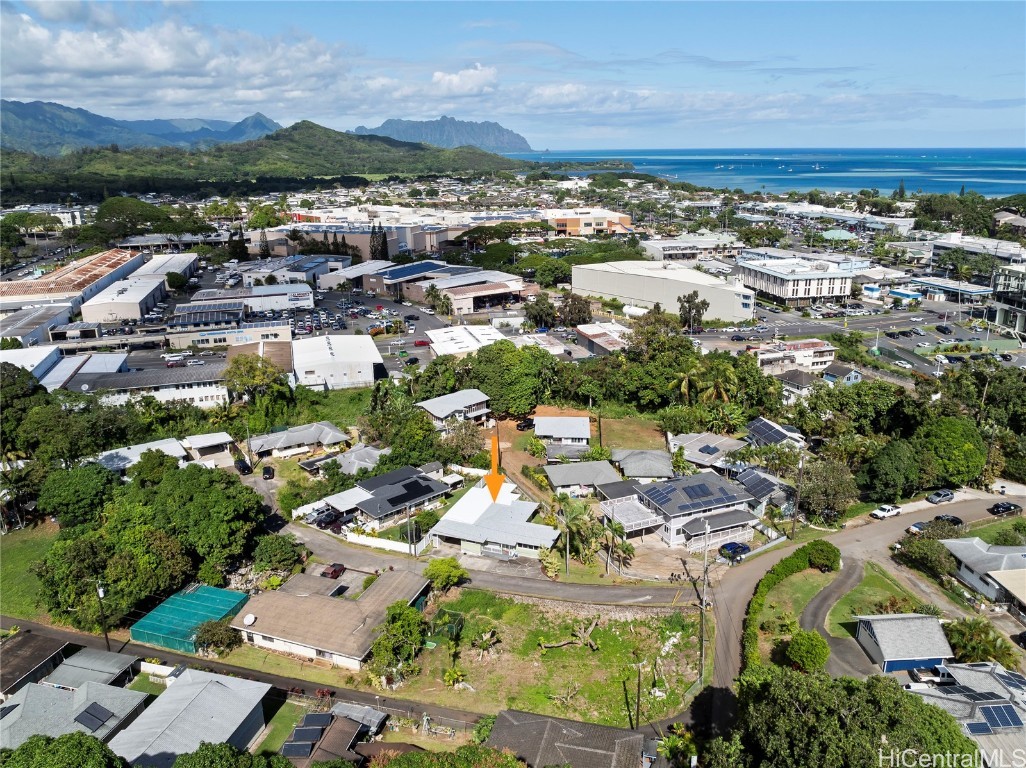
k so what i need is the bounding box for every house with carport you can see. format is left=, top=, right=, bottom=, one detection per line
left=940, top=538, right=1026, bottom=602
left=610, top=449, right=673, bottom=483
left=544, top=461, right=621, bottom=497
left=853, top=613, right=954, bottom=673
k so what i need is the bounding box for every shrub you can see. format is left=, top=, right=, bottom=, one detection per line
left=197, top=561, right=225, bottom=587
left=195, top=618, right=241, bottom=654
left=423, top=557, right=468, bottom=593
left=363, top=573, right=379, bottom=591
left=253, top=534, right=303, bottom=572
left=785, top=629, right=830, bottom=672
left=472, top=714, right=496, bottom=744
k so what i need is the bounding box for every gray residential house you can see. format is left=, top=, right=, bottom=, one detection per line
left=601, top=471, right=757, bottom=551
left=534, top=416, right=591, bottom=462
left=775, top=369, right=818, bottom=404
left=853, top=613, right=954, bottom=673
left=249, top=421, right=348, bottom=458
left=822, top=363, right=862, bottom=387
left=610, top=449, right=673, bottom=483
left=940, top=538, right=1026, bottom=602
left=745, top=417, right=807, bottom=450
left=109, top=669, right=271, bottom=768
left=544, top=460, right=621, bottom=497
left=0, top=633, right=68, bottom=702
left=666, top=432, right=746, bottom=470
left=42, top=648, right=138, bottom=691
left=415, top=389, right=490, bottom=433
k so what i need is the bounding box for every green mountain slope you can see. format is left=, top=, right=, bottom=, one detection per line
left=1, top=120, right=527, bottom=203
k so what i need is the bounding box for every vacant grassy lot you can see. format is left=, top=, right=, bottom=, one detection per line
left=402, top=589, right=700, bottom=726
left=225, top=645, right=343, bottom=688
left=381, top=729, right=467, bottom=752
left=827, top=562, right=918, bottom=638
left=599, top=417, right=666, bottom=451
left=967, top=517, right=1025, bottom=544
left=0, top=522, right=58, bottom=621
left=256, top=700, right=308, bottom=756
left=757, top=569, right=836, bottom=663
left=293, top=387, right=371, bottom=430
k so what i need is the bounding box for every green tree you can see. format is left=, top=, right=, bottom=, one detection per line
left=194, top=618, right=243, bottom=655
left=785, top=629, right=830, bottom=672
left=94, top=197, right=170, bottom=241
left=223, top=354, right=289, bottom=406
left=943, top=617, right=1019, bottom=668
left=677, top=290, right=710, bottom=329
left=671, top=357, right=703, bottom=405
left=258, top=229, right=271, bottom=258
left=698, top=357, right=738, bottom=404
left=253, top=534, right=303, bottom=572
left=535, top=257, right=571, bottom=287
left=914, top=417, right=987, bottom=488
left=0, top=732, right=128, bottom=768
left=171, top=741, right=293, bottom=768
left=554, top=496, right=597, bottom=565
left=558, top=293, right=592, bottom=326
left=798, top=459, right=858, bottom=523
left=127, top=449, right=183, bottom=488
left=0, top=337, right=23, bottom=350
left=0, top=363, right=54, bottom=452
left=381, top=745, right=522, bottom=767
left=525, top=293, right=558, bottom=328
left=859, top=439, right=920, bottom=502
left=367, top=601, right=426, bottom=680
left=165, top=271, right=187, bottom=291
left=897, top=536, right=956, bottom=580
left=423, top=557, right=468, bottom=592
left=37, top=464, right=121, bottom=529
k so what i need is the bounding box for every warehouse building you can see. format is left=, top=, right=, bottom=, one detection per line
left=292, top=335, right=382, bottom=390
left=425, top=325, right=507, bottom=358
left=406, top=269, right=529, bottom=315
left=316, top=259, right=391, bottom=290
left=0, top=249, right=145, bottom=314
left=0, top=304, right=74, bottom=347
left=190, top=283, right=314, bottom=313
left=80, top=276, right=167, bottom=323
left=131, top=252, right=199, bottom=285
left=571, top=260, right=755, bottom=322
left=238, top=253, right=342, bottom=287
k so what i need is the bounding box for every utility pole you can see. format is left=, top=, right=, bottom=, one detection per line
left=699, top=521, right=711, bottom=680
left=634, top=650, right=642, bottom=732
left=95, top=582, right=111, bottom=652
left=790, top=454, right=806, bottom=540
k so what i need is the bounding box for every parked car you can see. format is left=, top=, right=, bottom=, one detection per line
left=321, top=563, right=346, bottom=578
left=989, top=501, right=1023, bottom=517
left=262, top=466, right=275, bottom=480
left=926, top=489, right=955, bottom=504
left=730, top=334, right=746, bottom=342
left=234, top=459, right=252, bottom=475
left=870, top=504, right=901, bottom=519
left=906, top=521, right=930, bottom=535
left=894, top=361, right=913, bottom=369
left=405, top=357, right=420, bottom=366
left=516, top=418, right=535, bottom=431
left=936, top=324, right=953, bottom=335
left=166, top=360, right=186, bottom=368
left=933, top=514, right=963, bottom=527
left=414, top=339, right=431, bottom=347
left=719, top=542, right=751, bottom=560
left=186, top=359, right=206, bottom=366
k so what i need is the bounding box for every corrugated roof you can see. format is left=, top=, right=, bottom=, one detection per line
left=0, top=249, right=139, bottom=298
left=416, top=389, right=489, bottom=419
left=534, top=416, right=590, bottom=440
left=543, top=460, right=621, bottom=488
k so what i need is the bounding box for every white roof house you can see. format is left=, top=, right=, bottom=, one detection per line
left=95, top=439, right=189, bottom=473
left=416, top=389, right=490, bottom=423
left=533, top=416, right=590, bottom=442
left=250, top=421, right=347, bottom=456
left=429, top=483, right=559, bottom=558
left=109, top=669, right=270, bottom=768
left=182, top=431, right=235, bottom=452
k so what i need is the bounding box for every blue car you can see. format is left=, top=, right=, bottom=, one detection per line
left=719, top=542, right=751, bottom=560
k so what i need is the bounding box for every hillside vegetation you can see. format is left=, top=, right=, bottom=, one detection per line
left=1, top=121, right=526, bottom=203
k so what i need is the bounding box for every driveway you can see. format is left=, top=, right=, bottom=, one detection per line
left=799, top=556, right=878, bottom=678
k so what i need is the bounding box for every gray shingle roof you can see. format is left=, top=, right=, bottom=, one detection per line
left=941, top=538, right=1026, bottom=575
left=610, top=449, right=673, bottom=479
left=108, top=669, right=270, bottom=768
left=666, top=432, right=746, bottom=467
left=679, top=508, right=759, bottom=535
left=544, top=460, right=621, bottom=488
left=415, top=389, right=489, bottom=419
left=545, top=443, right=590, bottom=461
left=250, top=421, right=347, bottom=454
left=855, top=614, right=954, bottom=661
left=0, top=681, right=147, bottom=750
left=487, top=709, right=645, bottom=768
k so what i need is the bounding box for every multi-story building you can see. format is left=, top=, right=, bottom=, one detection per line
left=641, top=234, right=743, bottom=262
left=79, top=276, right=167, bottom=323
left=738, top=257, right=853, bottom=308
left=540, top=208, right=633, bottom=237
left=992, top=263, right=1025, bottom=336
left=415, top=389, right=490, bottom=433
left=748, top=338, right=837, bottom=375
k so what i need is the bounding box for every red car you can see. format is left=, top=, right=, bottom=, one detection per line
left=321, top=563, right=345, bottom=579
left=414, top=339, right=430, bottom=347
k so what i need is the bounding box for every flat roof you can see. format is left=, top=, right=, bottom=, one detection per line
left=426, top=325, right=506, bottom=356
left=572, top=259, right=753, bottom=289
left=0, top=632, right=68, bottom=693
left=66, top=362, right=228, bottom=395
left=413, top=269, right=520, bottom=291
left=81, top=276, right=166, bottom=307
left=0, top=304, right=73, bottom=337
left=0, top=249, right=140, bottom=299
left=133, top=253, right=199, bottom=276
left=191, top=283, right=312, bottom=301
left=292, top=334, right=383, bottom=368
left=326, top=259, right=392, bottom=279
left=910, top=277, right=993, bottom=296
left=739, top=258, right=855, bottom=280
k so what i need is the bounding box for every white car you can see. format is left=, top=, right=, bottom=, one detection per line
left=894, top=360, right=913, bottom=369
left=401, top=301, right=413, bottom=307
left=936, top=355, right=950, bottom=364
left=186, top=359, right=206, bottom=366
left=423, top=308, right=435, bottom=315
left=870, top=504, right=901, bottom=519
left=916, top=342, right=931, bottom=348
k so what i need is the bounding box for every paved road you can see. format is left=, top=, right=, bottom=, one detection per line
left=799, top=556, right=877, bottom=678
left=0, top=616, right=483, bottom=728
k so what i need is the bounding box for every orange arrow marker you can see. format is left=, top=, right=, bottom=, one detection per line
left=483, top=434, right=505, bottom=502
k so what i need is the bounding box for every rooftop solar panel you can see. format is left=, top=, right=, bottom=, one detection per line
left=998, top=672, right=1026, bottom=691
left=293, top=726, right=324, bottom=741
left=981, top=704, right=1024, bottom=728
left=74, top=702, right=114, bottom=732
left=302, top=713, right=333, bottom=727
left=0, top=704, right=18, bottom=720
left=281, top=742, right=314, bottom=758
left=966, top=722, right=993, bottom=736
left=941, top=685, right=974, bottom=696
left=964, top=691, right=1004, bottom=702
left=699, top=444, right=719, bottom=455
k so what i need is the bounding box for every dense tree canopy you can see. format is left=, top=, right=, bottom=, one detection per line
left=36, top=464, right=121, bottom=529
left=0, top=732, right=127, bottom=768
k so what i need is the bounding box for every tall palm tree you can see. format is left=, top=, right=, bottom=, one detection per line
left=671, top=358, right=704, bottom=405
left=424, top=283, right=442, bottom=310
left=436, top=294, right=453, bottom=322
left=698, top=359, right=739, bottom=404
left=601, top=520, right=626, bottom=575
left=553, top=495, right=595, bottom=570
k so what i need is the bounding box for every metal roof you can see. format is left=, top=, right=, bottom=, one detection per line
left=250, top=422, right=347, bottom=454
left=610, top=449, right=673, bottom=479
left=534, top=416, right=590, bottom=440
left=430, top=485, right=558, bottom=549
left=940, top=538, right=1026, bottom=575
left=416, top=389, right=490, bottom=419
left=543, top=460, right=621, bottom=488
left=42, top=648, right=137, bottom=689
left=95, top=438, right=188, bottom=472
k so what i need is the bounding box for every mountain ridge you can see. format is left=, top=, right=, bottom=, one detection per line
left=353, top=115, right=532, bottom=153
left=0, top=100, right=283, bottom=155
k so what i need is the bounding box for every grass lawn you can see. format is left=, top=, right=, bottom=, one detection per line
left=599, top=417, right=666, bottom=450
left=549, top=549, right=642, bottom=585
left=757, top=569, right=836, bottom=664
left=256, top=700, right=308, bottom=756
left=128, top=676, right=168, bottom=698
left=966, top=517, right=1024, bottom=544
left=0, top=522, right=58, bottom=621
left=513, top=431, right=536, bottom=452
left=225, top=645, right=347, bottom=688
left=381, top=729, right=467, bottom=752
left=271, top=459, right=308, bottom=485
left=827, top=562, right=918, bottom=638
left=402, top=589, right=700, bottom=726
left=293, top=387, right=371, bottom=429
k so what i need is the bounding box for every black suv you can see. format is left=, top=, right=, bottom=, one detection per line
left=989, top=501, right=1023, bottom=517
left=936, top=324, right=953, bottom=335
left=262, top=466, right=275, bottom=480
left=234, top=459, right=252, bottom=475
left=516, top=418, right=535, bottom=431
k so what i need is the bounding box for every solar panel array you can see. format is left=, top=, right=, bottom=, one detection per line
left=739, top=470, right=778, bottom=501
left=293, top=726, right=325, bottom=741
left=746, top=418, right=790, bottom=445
left=281, top=741, right=313, bottom=757
left=981, top=705, right=1024, bottom=728
left=939, top=686, right=1003, bottom=702
left=641, top=476, right=749, bottom=515
left=998, top=671, right=1026, bottom=691
left=302, top=713, right=333, bottom=728
left=74, top=701, right=114, bottom=733
left=966, top=722, right=993, bottom=736
left=698, top=444, right=720, bottom=455
left=174, top=301, right=245, bottom=314
left=683, top=483, right=711, bottom=500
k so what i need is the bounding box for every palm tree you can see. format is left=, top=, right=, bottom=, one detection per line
left=436, top=294, right=453, bottom=322
left=671, top=358, right=703, bottom=405
left=601, top=520, right=626, bottom=575
left=944, top=617, right=1019, bottom=668
left=698, top=359, right=739, bottom=404
left=553, top=495, right=595, bottom=571
left=424, top=283, right=442, bottom=310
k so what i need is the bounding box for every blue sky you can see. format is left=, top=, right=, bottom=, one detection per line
left=2, top=1, right=1024, bottom=148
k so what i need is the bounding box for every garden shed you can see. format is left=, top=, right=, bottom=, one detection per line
left=129, top=585, right=248, bottom=653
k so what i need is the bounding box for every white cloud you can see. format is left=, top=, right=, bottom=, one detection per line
left=431, top=63, right=498, bottom=96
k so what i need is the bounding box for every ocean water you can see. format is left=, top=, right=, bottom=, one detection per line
left=504, top=148, right=1026, bottom=197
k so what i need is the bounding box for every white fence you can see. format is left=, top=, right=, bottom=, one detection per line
left=139, top=661, right=176, bottom=677
left=448, top=465, right=488, bottom=478
left=343, top=531, right=430, bottom=556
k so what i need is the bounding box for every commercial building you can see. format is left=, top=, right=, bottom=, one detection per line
left=600, top=471, right=757, bottom=551
left=853, top=614, right=953, bottom=673
left=738, top=257, right=853, bottom=308
left=416, top=389, right=490, bottom=432
left=406, top=269, right=529, bottom=315
left=929, top=231, right=1026, bottom=265
left=992, top=263, right=1026, bottom=335
left=0, top=345, right=63, bottom=381
left=190, top=283, right=314, bottom=313
left=109, top=669, right=270, bottom=768
left=237, top=254, right=341, bottom=287
left=573, top=321, right=630, bottom=356
left=908, top=276, right=992, bottom=304
left=80, top=276, right=167, bottom=323
left=230, top=570, right=428, bottom=671
left=540, top=208, right=633, bottom=237
left=316, top=259, right=392, bottom=291
left=62, top=362, right=229, bottom=410
left=165, top=321, right=293, bottom=350
left=131, top=252, right=199, bottom=285
left=429, top=482, right=559, bottom=559
left=572, top=260, right=755, bottom=322
left=0, top=249, right=145, bottom=314
left=362, top=261, right=478, bottom=299
left=748, top=338, right=837, bottom=375
left=425, top=325, right=507, bottom=358
left=0, top=304, right=74, bottom=347
left=641, top=233, right=743, bottom=262
left=292, top=335, right=382, bottom=390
